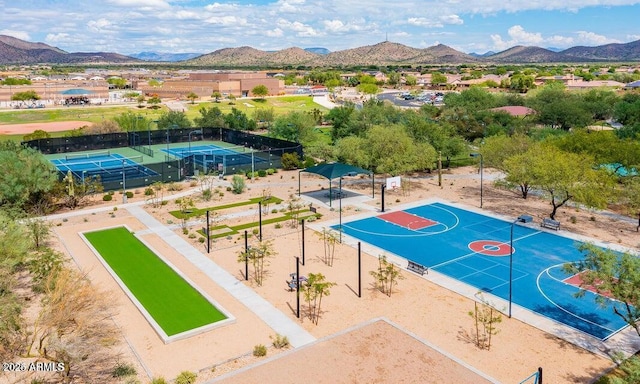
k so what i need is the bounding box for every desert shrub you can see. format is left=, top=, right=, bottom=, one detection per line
left=174, top=371, right=197, bottom=384
left=202, top=188, right=212, bottom=201
left=258, top=169, right=267, bottom=177
left=198, top=237, right=205, bottom=243
left=231, top=175, right=245, bottom=194
left=252, top=228, right=259, bottom=236
left=150, top=378, right=168, bottom=384
left=182, top=228, right=189, bottom=235
left=281, top=152, right=301, bottom=170
left=275, top=223, right=282, bottom=229
left=303, top=156, right=315, bottom=168
left=112, top=362, right=136, bottom=377
left=270, top=334, right=290, bottom=349
left=126, top=191, right=134, bottom=198
left=144, top=187, right=154, bottom=196
left=103, top=194, right=113, bottom=201
left=253, top=344, right=267, bottom=357
left=188, top=233, right=196, bottom=239
left=267, top=168, right=275, bottom=175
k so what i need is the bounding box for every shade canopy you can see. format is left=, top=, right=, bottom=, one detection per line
left=300, top=162, right=371, bottom=180
left=59, top=88, right=95, bottom=95
left=298, top=162, right=374, bottom=207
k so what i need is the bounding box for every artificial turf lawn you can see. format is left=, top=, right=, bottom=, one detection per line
left=84, top=227, right=227, bottom=336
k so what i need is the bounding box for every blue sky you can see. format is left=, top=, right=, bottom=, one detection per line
left=1, top=0, right=639, bottom=55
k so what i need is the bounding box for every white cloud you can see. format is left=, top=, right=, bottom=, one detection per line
left=628, top=34, right=640, bottom=41
left=407, top=17, right=442, bottom=28
left=45, top=33, right=71, bottom=44
left=277, top=18, right=321, bottom=37
left=507, top=25, right=543, bottom=45
left=204, top=3, right=240, bottom=12
left=204, top=15, right=247, bottom=26
left=266, top=28, right=284, bottom=37
left=440, top=14, right=463, bottom=25
left=275, top=0, right=306, bottom=13
left=0, top=30, right=30, bottom=41
left=106, top=0, right=170, bottom=8
left=575, top=31, right=621, bottom=45
left=87, top=18, right=112, bottom=33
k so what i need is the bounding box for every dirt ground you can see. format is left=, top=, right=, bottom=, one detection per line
left=0, top=121, right=93, bottom=135
left=25, top=165, right=637, bottom=384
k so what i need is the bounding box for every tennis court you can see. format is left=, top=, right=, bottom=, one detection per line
left=50, top=151, right=158, bottom=182
left=163, top=144, right=266, bottom=171
left=336, top=201, right=632, bottom=341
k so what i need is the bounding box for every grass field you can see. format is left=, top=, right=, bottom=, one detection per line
left=0, top=105, right=166, bottom=125
left=183, top=96, right=327, bottom=120
left=84, top=226, right=227, bottom=336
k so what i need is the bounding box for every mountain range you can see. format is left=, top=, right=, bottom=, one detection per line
left=1, top=35, right=640, bottom=66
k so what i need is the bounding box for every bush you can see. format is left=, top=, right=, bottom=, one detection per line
left=150, top=378, right=168, bottom=384
left=126, top=191, right=134, bottom=198
left=267, top=168, right=276, bottom=175
left=174, top=371, right=197, bottom=384
left=144, top=187, right=154, bottom=196
left=281, top=152, right=301, bottom=170
left=258, top=169, right=267, bottom=177
left=202, top=188, right=212, bottom=201
left=253, top=344, right=267, bottom=357
left=188, top=233, right=196, bottom=239
left=198, top=237, right=205, bottom=243
left=112, top=362, right=136, bottom=377
left=103, top=194, right=113, bottom=201
left=182, top=228, right=189, bottom=235
left=271, top=334, right=290, bottom=349
left=275, top=223, right=282, bottom=229
left=303, top=156, right=315, bottom=168
left=231, top=175, right=246, bottom=194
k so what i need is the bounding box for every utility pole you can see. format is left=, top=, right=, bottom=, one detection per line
left=438, top=151, right=442, bottom=187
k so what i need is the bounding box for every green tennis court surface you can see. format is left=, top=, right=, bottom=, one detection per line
left=84, top=227, right=227, bottom=336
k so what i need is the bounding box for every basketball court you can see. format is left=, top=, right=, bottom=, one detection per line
left=333, top=200, right=634, bottom=342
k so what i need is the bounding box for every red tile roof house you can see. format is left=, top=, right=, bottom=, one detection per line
left=489, top=106, right=537, bottom=118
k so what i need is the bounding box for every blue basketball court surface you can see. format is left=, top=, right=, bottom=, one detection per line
left=335, top=201, right=633, bottom=341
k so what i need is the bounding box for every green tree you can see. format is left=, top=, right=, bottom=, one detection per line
left=0, top=141, right=58, bottom=210
left=1, top=77, right=31, bottom=86
left=253, top=107, right=275, bottom=129
left=211, top=91, right=222, bottom=102
left=271, top=111, right=316, bottom=144
left=431, top=71, right=447, bottom=86
left=404, top=75, right=417, bottom=86
left=194, top=106, right=225, bottom=128
left=231, top=175, right=245, bottom=194
left=107, top=77, right=127, bottom=89
left=301, top=273, right=336, bottom=325
left=563, top=243, right=640, bottom=336
left=23, top=129, right=51, bottom=141
left=356, top=83, right=379, bottom=97
left=186, top=91, right=198, bottom=104
left=326, top=103, right=356, bottom=142
left=251, top=84, right=269, bottom=98
left=136, top=94, right=146, bottom=107
left=237, top=240, right=276, bottom=286
left=510, top=143, right=614, bottom=219
left=157, top=111, right=192, bottom=130
left=369, top=255, right=404, bottom=297
left=147, top=95, right=162, bottom=108
left=11, top=90, right=40, bottom=101
left=481, top=134, right=534, bottom=197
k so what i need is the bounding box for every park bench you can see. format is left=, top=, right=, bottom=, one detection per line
left=407, top=261, right=428, bottom=276
left=541, top=218, right=560, bottom=230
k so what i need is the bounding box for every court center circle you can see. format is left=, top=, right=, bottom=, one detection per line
left=468, top=240, right=513, bottom=256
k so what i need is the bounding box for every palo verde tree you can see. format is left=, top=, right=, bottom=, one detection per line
left=468, top=293, right=503, bottom=351
left=503, top=142, right=614, bottom=219
left=11, top=90, right=40, bottom=101
left=237, top=240, right=276, bottom=286
left=369, top=255, right=404, bottom=297
left=316, top=228, right=339, bottom=266
left=563, top=243, right=640, bottom=336
left=301, top=273, right=336, bottom=325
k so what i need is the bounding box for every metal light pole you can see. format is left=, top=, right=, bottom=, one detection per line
left=148, top=119, right=158, bottom=147
left=122, top=159, right=127, bottom=203
left=188, top=129, right=202, bottom=155
left=509, top=216, right=527, bottom=318
left=470, top=153, right=483, bottom=208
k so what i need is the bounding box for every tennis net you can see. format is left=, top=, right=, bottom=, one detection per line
left=65, top=150, right=110, bottom=161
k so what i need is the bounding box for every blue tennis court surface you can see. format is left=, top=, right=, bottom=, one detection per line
left=51, top=153, right=158, bottom=182
left=162, top=144, right=265, bottom=168
left=336, top=202, right=631, bottom=340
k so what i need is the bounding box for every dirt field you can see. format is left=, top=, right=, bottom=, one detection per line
left=0, top=121, right=92, bottom=135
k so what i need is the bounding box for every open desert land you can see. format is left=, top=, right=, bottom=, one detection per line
left=36, top=163, right=640, bottom=384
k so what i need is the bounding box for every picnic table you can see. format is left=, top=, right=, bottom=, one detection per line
left=287, top=273, right=307, bottom=291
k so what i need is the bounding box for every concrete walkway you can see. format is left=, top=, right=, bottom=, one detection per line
left=125, top=205, right=316, bottom=348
